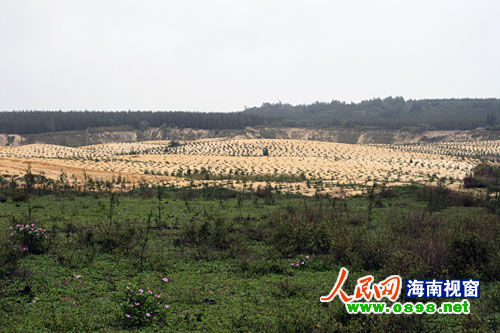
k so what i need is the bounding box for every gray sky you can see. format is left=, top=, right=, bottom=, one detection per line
left=1, top=0, right=499, bottom=112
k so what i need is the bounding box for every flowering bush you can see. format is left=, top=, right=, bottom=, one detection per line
left=8, top=224, right=48, bottom=254
left=122, top=277, right=170, bottom=327
left=289, top=255, right=311, bottom=268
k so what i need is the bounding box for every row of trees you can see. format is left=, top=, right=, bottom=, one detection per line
left=244, top=97, right=500, bottom=131
left=0, top=111, right=264, bottom=134
left=1, top=98, right=500, bottom=134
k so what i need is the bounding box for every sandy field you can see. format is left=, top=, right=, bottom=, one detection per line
left=0, top=138, right=483, bottom=196
left=376, top=140, right=500, bottom=159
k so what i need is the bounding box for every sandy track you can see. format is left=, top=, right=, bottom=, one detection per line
left=0, top=157, right=175, bottom=184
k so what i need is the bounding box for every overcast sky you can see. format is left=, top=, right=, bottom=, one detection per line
left=0, top=0, right=499, bottom=112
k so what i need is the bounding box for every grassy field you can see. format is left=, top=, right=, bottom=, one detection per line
left=0, top=183, right=499, bottom=332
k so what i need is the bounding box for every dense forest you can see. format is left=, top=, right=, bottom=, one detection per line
left=244, top=97, right=500, bottom=130
left=1, top=98, right=500, bottom=134
left=0, top=111, right=264, bottom=134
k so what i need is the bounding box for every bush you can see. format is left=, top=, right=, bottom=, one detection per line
left=417, top=185, right=479, bottom=211
left=266, top=202, right=341, bottom=257
left=11, top=191, right=29, bottom=202
left=417, top=185, right=449, bottom=211
left=464, top=163, right=500, bottom=189
left=168, top=140, right=181, bottom=148
left=447, top=234, right=492, bottom=278
left=255, top=184, right=275, bottom=205
left=8, top=223, right=48, bottom=254
left=179, top=216, right=236, bottom=257
left=122, top=277, right=170, bottom=328
left=91, top=222, right=141, bottom=253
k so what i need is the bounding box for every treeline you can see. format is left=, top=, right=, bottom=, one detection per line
left=0, top=111, right=264, bottom=134
left=244, top=97, right=500, bottom=131
left=1, top=98, right=500, bottom=134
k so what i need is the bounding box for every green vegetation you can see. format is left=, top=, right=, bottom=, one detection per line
left=246, top=98, right=500, bottom=131
left=262, top=146, right=270, bottom=156
left=2, top=98, right=500, bottom=135
left=180, top=168, right=308, bottom=183
left=464, top=162, right=500, bottom=189
left=0, top=180, right=499, bottom=331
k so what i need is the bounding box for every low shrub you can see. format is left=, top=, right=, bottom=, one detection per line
left=8, top=223, right=48, bottom=254
left=180, top=216, right=234, bottom=251
left=255, top=184, right=275, bottom=205
left=122, top=277, right=171, bottom=328
left=289, top=255, right=311, bottom=268
left=417, top=185, right=480, bottom=211
left=446, top=234, right=492, bottom=278
left=90, top=221, right=141, bottom=253
left=266, top=202, right=341, bottom=257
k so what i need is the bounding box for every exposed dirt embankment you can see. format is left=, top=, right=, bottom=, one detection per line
left=2, top=127, right=500, bottom=147
left=0, top=134, right=23, bottom=146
